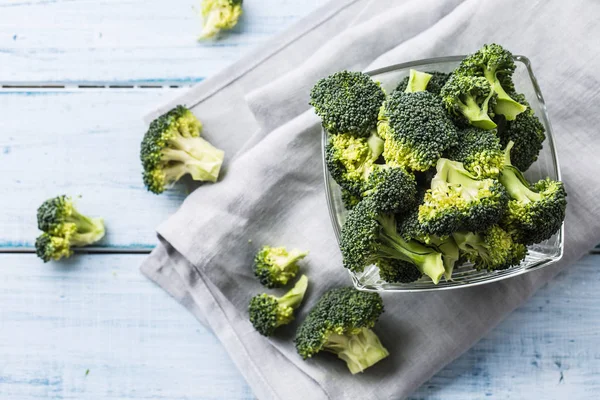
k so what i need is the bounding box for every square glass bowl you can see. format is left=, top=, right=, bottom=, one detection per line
left=323, top=55, right=564, bottom=292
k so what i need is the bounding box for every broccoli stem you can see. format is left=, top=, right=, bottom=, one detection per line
left=161, top=147, right=223, bottom=182
left=483, top=69, right=527, bottom=120
left=69, top=222, right=105, bottom=247
left=169, top=135, right=224, bottom=163
left=499, top=166, right=541, bottom=204
left=323, top=328, right=389, bottom=374
left=459, top=94, right=497, bottom=130
left=366, top=133, right=384, bottom=160
left=66, top=208, right=101, bottom=234
left=404, top=69, right=432, bottom=93
left=278, top=275, right=308, bottom=310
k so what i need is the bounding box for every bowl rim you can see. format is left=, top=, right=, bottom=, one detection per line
left=322, top=55, right=565, bottom=293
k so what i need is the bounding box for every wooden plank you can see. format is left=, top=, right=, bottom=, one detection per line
left=1, top=254, right=600, bottom=399
left=0, top=0, right=323, bottom=83
left=0, top=89, right=189, bottom=249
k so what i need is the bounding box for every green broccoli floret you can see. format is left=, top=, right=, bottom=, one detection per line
left=198, top=0, right=243, bottom=40
left=418, top=158, right=508, bottom=236
left=495, top=93, right=545, bottom=172
left=457, top=43, right=527, bottom=120
left=378, top=90, right=458, bottom=171
left=340, top=200, right=446, bottom=284
left=310, top=71, right=386, bottom=137
left=362, top=165, right=418, bottom=214
left=445, top=127, right=504, bottom=178
left=253, top=245, right=308, bottom=288
left=499, top=142, right=567, bottom=245
left=440, top=74, right=497, bottom=130
left=377, top=258, right=422, bottom=283
left=248, top=275, right=308, bottom=336
left=395, top=70, right=452, bottom=95
left=294, top=287, right=388, bottom=374
left=37, top=195, right=105, bottom=240
left=140, top=105, right=224, bottom=194
left=35, top=233, right=72, bottom=263
left=325, top=132, right=384, bottom=195
left=453, top=225, right=527, bottom=271
left=340, top=189, right=362, bottom=210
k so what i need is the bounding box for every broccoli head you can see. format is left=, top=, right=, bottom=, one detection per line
left=418, top=158, right=508, bottom=236
left=499, top=142, right=567, bottom=245
left=440, top=74, right=497, bottom=130
left=325, top=132, right=383, bottom=195
left=378, top=90, right=458, bottom=171
left=310, top=71, right=386, bottom=137
left=140, top=105, right=224, bottom=194
left=377, top=258, right=422, bottom=283
left=457, top=43, right=527, bottom=120
left=198, top=0, right=243, bottom=40
left=35, top=233, right=72, bottom=263
left=362, top=165, right=418, bottom=214
left=395, top=70, right=452, bottom=95
left=445, top=127, right=504, bottom=178
left=339, top=199, right=446, bottom=284
left=453, top=225, right=527, bottom=271
left=294, top=287, right=388, bottom=374
left=253, top=245, right=308, bottom=288
left=248, top=275, right=308, bottom=336
left=340, top=189, right=362, bottom=210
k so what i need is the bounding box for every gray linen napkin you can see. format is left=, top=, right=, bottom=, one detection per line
left=141, top=0, right=600, bottom=398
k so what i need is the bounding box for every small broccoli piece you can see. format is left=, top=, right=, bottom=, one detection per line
left=453, top=225, right=527, bottom=271
left=325, top=132, right=384, bottom=195
left=377, top=258, right=422, bottom=283
left=248, top=275, right=308, bottom=336
left=362, top=165, right=418, bottom=214
left=445, top=127, right=504, bottom=178
left=495, top=93, right=545, bottom=172
left=440, top=74, right=497, bottom=130
left=310, top=71, right=386, bottom=137
left=295, top=287, right=388, bottom=374
left=395, top=71, right=452, bottom=96
left=378, top=90, right=458, bottom=171
left=418, top=158, right=508, bottom=236
left=253, top=245, right=308, bottom=288
left=457, top=43, right=527, bottom=120
left=340, top=200, right=446, bottom=284
left=140, top=105, right=224, bottom=194
left=35, top=233, right=72, bottom=263
left=340, top=189, right=362, bottom=210
left=198, top=0, right=243, bottom=40
left=404, top=69, right=432, bottom=93
left=499, top=142, right=567, bottom=245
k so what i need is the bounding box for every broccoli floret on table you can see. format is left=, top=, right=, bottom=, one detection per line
left=198, top=0, right=243, bottom=40
left=440, top=74, right=497, bottom=130
left=295, top=287, right=388, bottom=374
left=310, top=71, right=386, bottom=137
left=140, top=105, right=224, bottom=194
left=248, top=275, right=308, bottom=337
left=35, top=233, right=72, bottom=263
left=253, top=245, right=308, bottom=288
left=445, top=127, right=504, bottom=178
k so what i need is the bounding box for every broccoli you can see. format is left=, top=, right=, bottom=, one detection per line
left=453, top=225, right=527, bottom=271
left=140, top=105, right=224, bottom=194
left=340, top=200, right=446, bottom=284
left=377, top=258, right=422, bottom=283
left=495, top=93, right=545, bottom=172
left=253, top=245, right=308, bottom=288
left=440, top=74, right=497, bottom=130
left=325, top=132, right=384, bottom=195
left=310, top=71, right=386, bottom=137
left=445, top=127, right=504, bottom=178
left=395, top=70, right=451, bottom=95
left=418, top=158, right=508, bottom=236
left=362, top=165, right=418, bottom=214
left=198, top=0, right=243, bottom=40
left=499, top=142, right=567, bottom=245
left=457, top=43, right=527, bottom=120
left=340, top=189, right=362, bottom=210
left=378, top=89, right=458, bottom=172
left=403, top=69, right=432, bottom=93
left=295, top=287, right=388, bottom=374
left=35, top=233, right=72, bottom=263
left=248, top=275, right=308, bottom=336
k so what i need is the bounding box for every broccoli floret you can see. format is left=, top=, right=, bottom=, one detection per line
left=294, top=287, right=388, bottom=374
left=325, top=132, right=384, bottom=195
left=198, top=0, right=243, bottom=40
left=340, top=200, right=446, bottom=284
left=248, top=275, right=308, bottom=336
left=35, top=233, right=72, bottom=263
left=253, top=245, right=308, bottom=288
left=362, top=165, right=418, bottom=214
left=140, top=105, right=224, bottom=194
left=378, top=90, right=458, bottom=171
left=495, top=93, right=545, bottom=172
left=445, top=127, right=504, bottom=178
left=499, top=142, right=567, bottom=245
left=310, top=71, right=386, bottom=137
left=457, top=43, right=527, bottom=120
left=340, top=189, right=362, bottom=210
left=377, top=258, right=422, bottom=283
left=440, top=74, right=497, bottom=130
left=395, top=71, right=452, bottom=95
left=453, top=225, right=527, bottom=271
left=418, top=158, right=508, bottom=236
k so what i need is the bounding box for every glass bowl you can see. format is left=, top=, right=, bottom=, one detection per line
left=323, top=55, right=564, bottom=292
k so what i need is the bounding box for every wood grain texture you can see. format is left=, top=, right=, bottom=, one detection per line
left=1, top=254, right=599, bottom=399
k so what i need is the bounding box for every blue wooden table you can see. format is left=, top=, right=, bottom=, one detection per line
left=1, top=1, right=599, bottom=398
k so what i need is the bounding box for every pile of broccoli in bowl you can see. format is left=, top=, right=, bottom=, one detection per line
left=312, top=44, right=567, bottom=291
